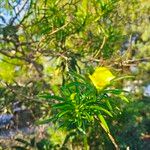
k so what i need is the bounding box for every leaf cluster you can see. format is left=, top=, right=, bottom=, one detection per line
left=39, top=71, right=129, bottom=148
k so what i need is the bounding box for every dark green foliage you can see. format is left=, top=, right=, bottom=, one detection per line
left=12, top=137, right=60, bottom=150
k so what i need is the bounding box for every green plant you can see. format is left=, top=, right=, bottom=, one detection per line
left=39, top=67, right=130, bottom=149
left=12, top=137, right=60, bottom=150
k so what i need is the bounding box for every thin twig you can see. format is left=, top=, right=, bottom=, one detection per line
left=37, top=22, right=70, bottom=49
left=94, top=116, right=119, bottom=149
left=100, top=122, right=119, bottom=150
left=94, top=36, right=107, bottom=57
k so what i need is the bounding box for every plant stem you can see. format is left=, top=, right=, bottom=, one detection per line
left=99, top=122, right=120, bottom=150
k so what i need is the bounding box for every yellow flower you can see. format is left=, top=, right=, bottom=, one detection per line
left=89, top=67, right=115, bottom=90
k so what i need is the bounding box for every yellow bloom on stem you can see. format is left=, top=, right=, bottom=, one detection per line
left=89, top=67, right=115, bottom=90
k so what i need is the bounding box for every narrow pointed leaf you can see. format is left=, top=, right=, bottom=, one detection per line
left=118, top=94, right=129, bottom=103
left=90, top=106, right=113, bottom=117
left=40, top=95, right=65, bottom=101
left=98, top=114, right=110, bottom=132
left=52, top=103, right=73, bottom=110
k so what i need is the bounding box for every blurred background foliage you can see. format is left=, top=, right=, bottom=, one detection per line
left=0, top=0, right=150, bottom=149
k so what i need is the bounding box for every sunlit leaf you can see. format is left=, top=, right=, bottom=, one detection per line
left=118, top=94, right=129, bottom=103
left=98, top=114, right=110, bottom=132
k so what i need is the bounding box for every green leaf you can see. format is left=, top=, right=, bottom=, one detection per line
left=52, top=103, right=73, bottom=110
left=40, top=94, right=64, bottom=101
left=90, top=106, right=113, bottom=117
left=84, top=111, right=94, bottom=122
left=104, top=89, right=126, bottom=95
left=69, top=71, right=86, bottom=82
left=106, top=99, right=113, bottom=111
left=77, top=127, right=86, bottom=135
left=111, top=75, right=135, bottom=82
left=98, top=114, right=110, bottom=132
left=57, top=110, right=71, bottom=118
left=118, top=94, right=129, bottom=103
left=65, top=81, right=86, bottom=89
